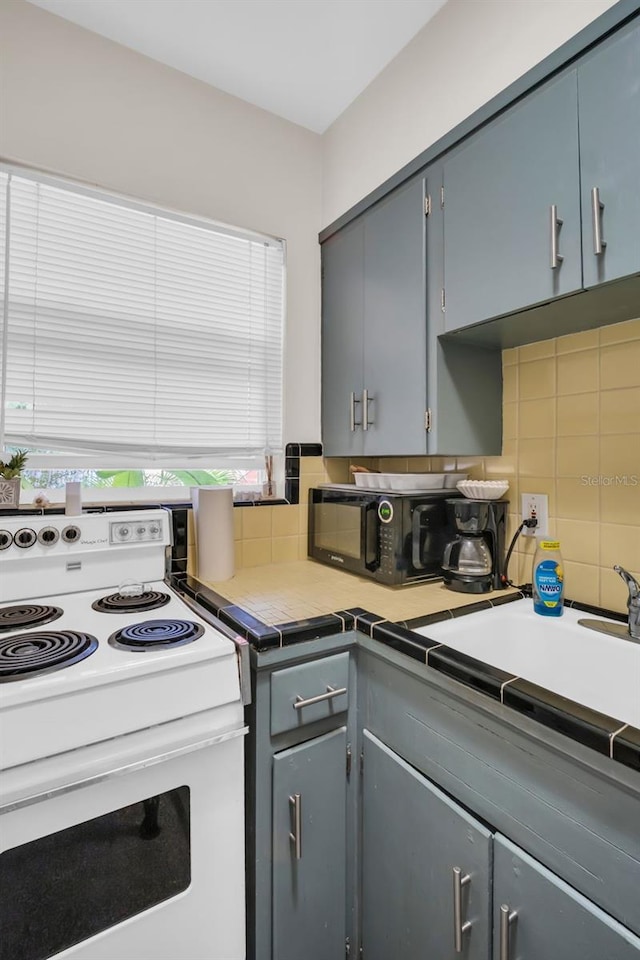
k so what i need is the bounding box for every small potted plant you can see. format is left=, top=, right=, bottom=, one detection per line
left=0, top=450, right=28, bottom=509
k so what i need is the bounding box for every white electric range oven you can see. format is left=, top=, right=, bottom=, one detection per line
left=0, top=509, right=246, bottom=960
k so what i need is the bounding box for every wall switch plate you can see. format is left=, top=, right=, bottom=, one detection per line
left=521, top=493, right=549, bottom=537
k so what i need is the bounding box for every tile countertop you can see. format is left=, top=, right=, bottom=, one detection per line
left=195, top=558, right=514, bottom=625
left=174, top=559, right=639, bottom=776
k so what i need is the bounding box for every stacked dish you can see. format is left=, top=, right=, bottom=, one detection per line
left=456, top=480, right=509, bottom=500
left=354, top=472, right=468, bottom=492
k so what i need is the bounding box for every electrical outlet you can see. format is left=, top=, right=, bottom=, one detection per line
left=521, top=493, right=549, bottom=537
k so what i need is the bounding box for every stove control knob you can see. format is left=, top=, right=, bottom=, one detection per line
left=0, top=530, right=13, bottom=550
left=136, top=526, right=146, bottom=537
left=61, top=524, right=81, bottom=544
left=114, top=525, right=131, bottom=541
left=149, top=523, right=160, bottom=537
left=38, top=526, right=60, bottom=546
left=15, top=527, right=37, bottom=548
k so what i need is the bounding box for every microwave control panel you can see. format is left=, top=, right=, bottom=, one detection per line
left=377, top=501, right=397, bottom=578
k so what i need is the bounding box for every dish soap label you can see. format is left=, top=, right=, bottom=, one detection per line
left=533, top=540, right=564, bottom=617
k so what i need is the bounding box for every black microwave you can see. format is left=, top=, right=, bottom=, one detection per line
left=308, top=487, right=458, bottom=586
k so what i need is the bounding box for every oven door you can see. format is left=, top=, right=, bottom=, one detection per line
left=308, top=490, right=381, bottom=576
left=0, top=724, right=246, bottom=960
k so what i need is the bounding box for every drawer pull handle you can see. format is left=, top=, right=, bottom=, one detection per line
left=499, top=904, right=517, bottom=960
left=293, top=684, right=347, bottom=710
left=453, top=867, right=471, bottom=952
left=289, top=793, right=302, bottom=860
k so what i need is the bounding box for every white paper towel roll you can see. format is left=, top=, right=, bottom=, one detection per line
left=191, top=485, right=235, bottom=582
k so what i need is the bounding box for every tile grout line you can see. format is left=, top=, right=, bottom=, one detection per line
left=609, top=723, right=629, bottom=759
left=426, top=643, right=444, bottom=665
left=500, top=675, right=520, bottom=703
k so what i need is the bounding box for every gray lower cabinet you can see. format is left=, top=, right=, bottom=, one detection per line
left=362, top=731, right=492, bottom=959
left=578, top=18, right=640, bottom=288
left=361, top=731, right=640, bottom=960
left=272, top=726, right=348, bottom=960
left=493, top=835, right=640, bottom=960
left=443, top=69, right=581, bottom=333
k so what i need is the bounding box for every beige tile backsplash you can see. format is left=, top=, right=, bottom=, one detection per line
left=190, top=316, right=639, bottom=615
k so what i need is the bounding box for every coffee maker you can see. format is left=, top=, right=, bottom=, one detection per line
left=441, top=499, right=508, bottom=593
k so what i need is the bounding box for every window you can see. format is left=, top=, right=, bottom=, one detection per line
left=0, top=166, right=285, bottom=497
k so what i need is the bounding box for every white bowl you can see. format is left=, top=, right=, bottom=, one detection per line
left=456, top=480, right=509, bottom=500
left=379, top=473, right=446, bottom=491
left=443, top=472, right=468, bottom=489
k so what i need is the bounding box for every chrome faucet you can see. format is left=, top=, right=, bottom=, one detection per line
left=615, top=565, right=640, bottom=641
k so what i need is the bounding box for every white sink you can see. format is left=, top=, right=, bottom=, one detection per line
left=413, top=602, right=640, bottom=728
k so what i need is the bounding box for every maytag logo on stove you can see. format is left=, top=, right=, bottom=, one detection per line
left=329, top=554, right=345, bottom=564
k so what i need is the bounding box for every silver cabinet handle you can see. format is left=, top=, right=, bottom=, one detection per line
left=293, top=684, right=347, bottom=710
left=349, top=391, right=361, bottom=432
left=453, top=867, right=472, bottom=952
left=550, top=204, right=564, bottom=269
left=288, top=793, right=302, bottom=860
left=591, top=186, right=607, bottom=256
left=362, top=388, right=374, bottom=431
left=499, top=904, right=517, bottom=960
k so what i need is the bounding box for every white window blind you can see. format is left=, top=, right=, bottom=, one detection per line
left=0, top=168, right=284, bottom=465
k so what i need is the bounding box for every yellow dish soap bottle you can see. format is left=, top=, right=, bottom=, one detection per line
left=532, top=539, right=565, bottom=617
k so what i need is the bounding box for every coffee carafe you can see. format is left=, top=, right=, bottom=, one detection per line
left=442, top=499, right=508, bottom=593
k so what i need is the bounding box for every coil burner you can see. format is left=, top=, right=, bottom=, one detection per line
left=0, top=604, right=64, bottom=633
left=92, top=591, right=171, bottom=614
left=0, top=630, right=98, bottom=682
left=108, top=619, right=204, bottom=652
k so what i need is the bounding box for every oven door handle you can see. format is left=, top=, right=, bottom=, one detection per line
left=0, top=726, right=247, bottom=816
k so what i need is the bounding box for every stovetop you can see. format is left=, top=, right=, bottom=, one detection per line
left=0, top=510, right=242, bottom=770
left=0, top=581, right=232, bottom=693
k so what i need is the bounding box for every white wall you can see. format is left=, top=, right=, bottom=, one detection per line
left=0, top=0, right=323, bottom=444
left=322, top=0, right=618, bottom=227
left=0, top=0, right=622, bottom=446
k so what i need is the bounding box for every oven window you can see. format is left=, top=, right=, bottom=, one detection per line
left=0, top=786, right=191, bottom=960
left=315, top=503, right=362, bottom=558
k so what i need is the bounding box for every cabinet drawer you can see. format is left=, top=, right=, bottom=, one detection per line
left=271, top=653, right=350, bottom=736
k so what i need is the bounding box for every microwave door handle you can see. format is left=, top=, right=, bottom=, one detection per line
left=411, top=504, right=432, bottom=570
left=363, top=501, right=380, bottom=571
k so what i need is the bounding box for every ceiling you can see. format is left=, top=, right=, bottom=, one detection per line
left=27, top=0, right=447, bottom=133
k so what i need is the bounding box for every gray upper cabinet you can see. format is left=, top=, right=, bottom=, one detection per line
left=493, top=835, right=640, bottom=960
left=321, top=171, right=503, bottom=457
left=443, top=69, right=582, bottom=333
left=321, top=218, right=365, bottom=459
left=362, top=731, right=492, bottom=960
left=578, top=18, right=640, bottom=288
left=321, top=174, right=429, bottom=457
left=361, top=176, right=428, bottom=456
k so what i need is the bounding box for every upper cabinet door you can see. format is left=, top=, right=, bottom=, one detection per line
left=362, top=176, right=428, bottom=456
left=578, top=19, right=640, bottom=288
left=493, top=835, right=640, bottom=960
left=321, top=219, right=364, bottom=457
left=443, top=70, right=582, bottom=333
